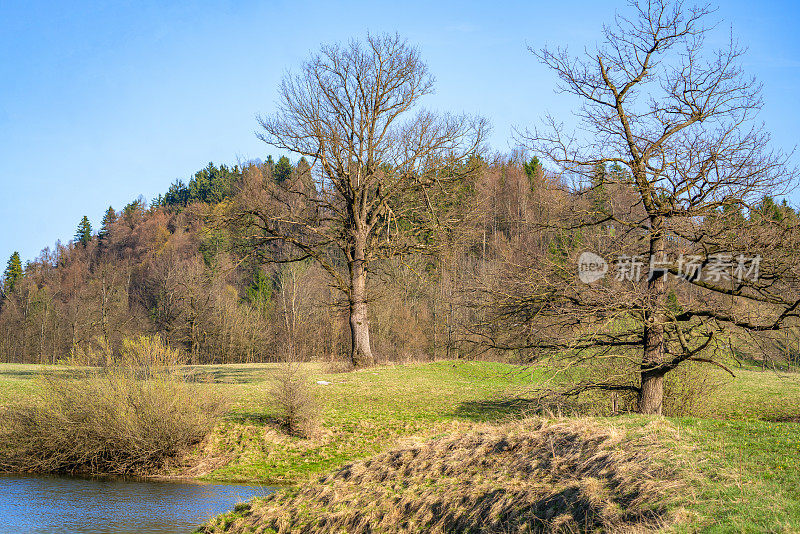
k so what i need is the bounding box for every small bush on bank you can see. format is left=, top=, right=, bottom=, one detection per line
left=269, top=361, right=319, bottom=438
left=0, top=336, right=226, bottom=475
left=663, top=361, right=728, bottom=417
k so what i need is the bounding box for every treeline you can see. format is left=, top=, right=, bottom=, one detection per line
left=0, top=155, right=557, bottom=364
left=1, top=155, right=796, bottom=366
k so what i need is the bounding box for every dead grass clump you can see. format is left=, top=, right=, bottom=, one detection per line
left=200, top=418, right=688, bottom=533
left=0, top=336, right=226, bottom=476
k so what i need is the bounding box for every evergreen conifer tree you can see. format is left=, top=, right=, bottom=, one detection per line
left=98, top=207, right=117, bottom=242
left=523, top=156, right=542, bottom=191
left=2, top=252, right=23, bottom=295
left=75, top=216, right=93, bottom=247
left=274, top=156, right=293, bottom=183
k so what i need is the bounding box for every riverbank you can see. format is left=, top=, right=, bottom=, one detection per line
left=2, top=361, right=800, bottom=530
left=198, top=417, right=691, bottom=533
left=0, top=361, right=540, bottom=482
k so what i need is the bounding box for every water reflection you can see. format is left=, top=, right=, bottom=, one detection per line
left=0, top=474, right=272, bottom=534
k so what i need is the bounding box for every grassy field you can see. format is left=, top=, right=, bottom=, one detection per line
left=1, top=360, right=799, bottom=531
left=189, top=361, right=544, bottom=482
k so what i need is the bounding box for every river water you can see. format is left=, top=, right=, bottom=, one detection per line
left=0, top=474, right=272, bottom=534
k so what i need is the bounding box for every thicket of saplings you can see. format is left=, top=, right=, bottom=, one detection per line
left=0, top=336, right=226, bottom=476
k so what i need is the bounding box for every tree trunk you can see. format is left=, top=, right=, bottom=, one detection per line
left=638, top=368, right=665, bottom=414
left=348, top=241, right=374, bottom=368
left=190, top=312, right=199, bottom=365
left=638, top=223, right=667, bottom=415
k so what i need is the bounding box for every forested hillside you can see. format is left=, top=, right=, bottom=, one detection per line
left=2, top=154, right=797, bottom=370
left=0, top=154, right=566, bottom=366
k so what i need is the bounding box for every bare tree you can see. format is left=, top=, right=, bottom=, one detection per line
left=245, top=33, right=487, bottom=367
left=511, top=0, right=800, bottom=413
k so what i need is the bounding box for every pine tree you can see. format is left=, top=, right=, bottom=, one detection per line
left=245, top=268, right=273, bottom=317
left=98, top=207, right=117, bottom=242
left=264, top=155, right=275, bottom=173
left=589, top=163, right=609, bottom=215
left=2, top=252, right=23, bottom=295
left=187, top=162, right=239, bottom=203
left=75, top=216, right=93, bottom=247
left=164, top=180, right=190, bottom=207
left=274, top=156, right=293, bottom=183
left=523, top=156, right=542, bottom=191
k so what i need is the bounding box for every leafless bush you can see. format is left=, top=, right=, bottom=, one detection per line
left=663, top=361, right=728, bottom=417
left=0, top=335, right=226, bottom=475
left=524, top=354, right=724, bottom=417
left=68, top=335, right=113, bottom=367
left=269, top=361, right=319, bottom=437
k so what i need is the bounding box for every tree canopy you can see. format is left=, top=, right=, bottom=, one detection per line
left=508, top=0, right=800, bottom=413
left=247, top=33, right=487, bottom=367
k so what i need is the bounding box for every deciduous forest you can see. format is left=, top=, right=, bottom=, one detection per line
left=0, top=154, right=559, bottom=367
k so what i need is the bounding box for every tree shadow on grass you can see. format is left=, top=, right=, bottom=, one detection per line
left=0, top=367, right=97, bottom=381
left=185, top=367, right=271, bottom=384
left=452, top=397, right=545, bottom=422
left=226, top=411, right=282, bottom=425
left=0, top=365, right=266, bottom=384
left=0, top=369, right=41, bottom=380
left=225, top=411, right=303, bottom=437
left=765, top=415, right=800, bottom=423
left=453, top=391, right=603, bottom=422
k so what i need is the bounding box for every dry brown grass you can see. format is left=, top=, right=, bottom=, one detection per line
left=200, top=418, right=689, bottom=534
left=0, top=336, right=227, bottom=476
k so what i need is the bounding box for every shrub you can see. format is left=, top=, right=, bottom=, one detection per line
left=67, top=335, right=113, bottom=367
left=663, top=360, right=728, bottom=417
left=269, top=361, right=319, bottom=437
left=0, top=336, right=226, bottom=475
left=525, top=355, right=726, bottom=417
left=119, top=334, right=185, bottom=370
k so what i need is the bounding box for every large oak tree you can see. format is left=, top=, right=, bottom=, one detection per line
left=248, top=34, right=486, bottom=367
left=510, top=0, right=800, bottom=413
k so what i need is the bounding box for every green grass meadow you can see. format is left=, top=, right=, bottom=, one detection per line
left=2, top=360, right=799, bottom=531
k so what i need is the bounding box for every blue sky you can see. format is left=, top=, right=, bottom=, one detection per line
left=2, top=0, right=799, bottom=264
